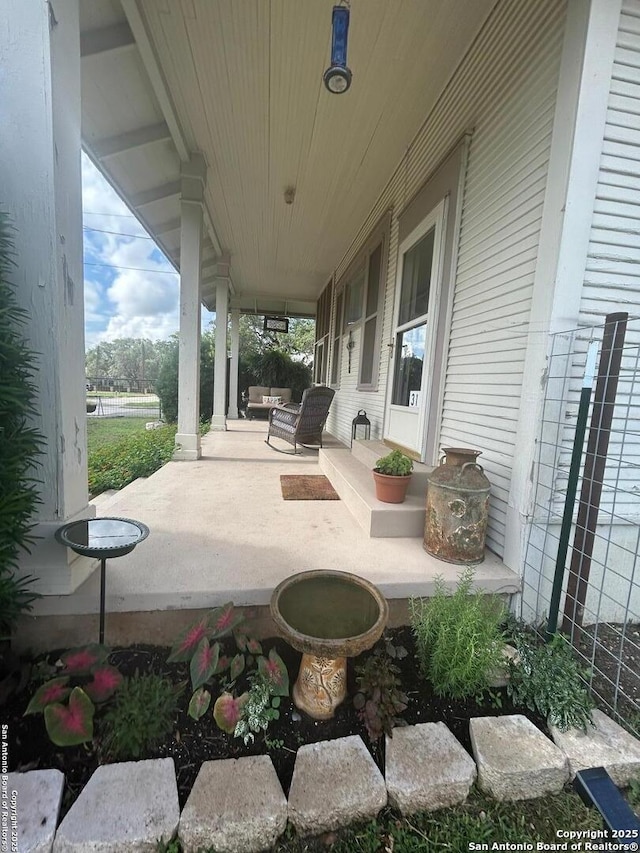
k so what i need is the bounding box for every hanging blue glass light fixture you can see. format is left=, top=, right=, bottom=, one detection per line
left=323, top=3, right=352, bottom=94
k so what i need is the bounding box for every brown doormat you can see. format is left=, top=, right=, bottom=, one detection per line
left=280, top=474, right=340, bottom=500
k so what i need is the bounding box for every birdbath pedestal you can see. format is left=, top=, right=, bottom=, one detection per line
left=270, top=570, right=388, bottom=721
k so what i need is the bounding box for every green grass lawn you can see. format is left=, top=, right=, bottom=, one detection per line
left=87, top=418, right=178, bottom=496
left=87, top=417, right=150, bottom=454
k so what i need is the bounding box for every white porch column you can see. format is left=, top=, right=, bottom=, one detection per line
left=228, top=309, right=240, bottom=419
left=174, top=155, right=206, bottom=460
left=0, top=0, right=96, bottom=595
left=504, top=0, right=623, bottom=574
left=211, top=270, right=230, bottom=430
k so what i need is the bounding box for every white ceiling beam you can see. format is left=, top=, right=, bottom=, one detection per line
left=120, top=0, right=225, bottom=273
left=154, top=217, right=181, bottom=235
left=92, top=123, right=171, bottom=160
left=80, top=23, right=135, bottom=58
left=130, top=180, right=181, bottom=209
left=120, top=0, right=189, bottom=162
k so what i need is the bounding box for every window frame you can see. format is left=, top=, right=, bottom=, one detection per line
left=314, top=279, right=333, bottom=385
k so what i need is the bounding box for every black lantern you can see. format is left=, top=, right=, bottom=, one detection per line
left=351, top=410, right=371, bottom=446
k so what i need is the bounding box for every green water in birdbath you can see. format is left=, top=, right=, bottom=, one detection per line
left=276, top=575, right=381, bottom=640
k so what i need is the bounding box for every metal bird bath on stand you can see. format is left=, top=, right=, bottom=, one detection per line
left=55, top=517, right=149, bottom=644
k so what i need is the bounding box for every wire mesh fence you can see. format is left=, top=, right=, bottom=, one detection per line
left=519, top=313, right=640, bottom=736
left=86, top=377, right=161, bottom=420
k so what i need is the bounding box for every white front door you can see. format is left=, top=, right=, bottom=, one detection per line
left=384, top=200, right=446, bottom=460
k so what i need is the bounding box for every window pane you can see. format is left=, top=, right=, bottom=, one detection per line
left=335, top=291, right=343, bottom=335
left=331, top=337, right=341, bottom=385
left=398, top=228, right=435, bottom=327
left=344, top=265, right=365, bottom=330
left=360, top=317, right=377, bottom=386
left=392, top=323, right=427, bottom=406
left=366, top=243, right=382, bottom=317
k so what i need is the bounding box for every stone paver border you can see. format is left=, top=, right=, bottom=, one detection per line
left=10, top=711, right=640, bottom=849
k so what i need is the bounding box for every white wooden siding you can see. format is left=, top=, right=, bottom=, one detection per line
left=569, top=0, right=640, bottom=524
left=327, top=0, right=567, bottom=557
left=582, top=0, right=640, bottom=326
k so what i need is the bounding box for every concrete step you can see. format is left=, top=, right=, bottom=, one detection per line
left=92, top=478, right=149, bottom=515
left=350, top=439, right=432, bottom=496
left=319, top=447, right=426, bottom=538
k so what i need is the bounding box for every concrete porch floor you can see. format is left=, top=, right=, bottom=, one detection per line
left=18, top=420, right=520, bottom=651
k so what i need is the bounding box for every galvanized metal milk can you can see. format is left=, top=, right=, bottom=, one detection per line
left=424, top=448, right=490, bottom=564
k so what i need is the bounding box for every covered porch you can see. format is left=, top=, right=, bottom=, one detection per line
left=18, top=420, right=518, bottom=652
left=2, top=0, right=629, bottom=615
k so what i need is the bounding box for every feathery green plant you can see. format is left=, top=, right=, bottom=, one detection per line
left=410, top=567, right=506, bottom=699
left=0, top=211, right=43, bottom=639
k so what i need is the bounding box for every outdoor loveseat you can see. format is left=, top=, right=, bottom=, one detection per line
left=266, top=386, right=335, bottom=454
left=245, top=386, right=292, bottom=418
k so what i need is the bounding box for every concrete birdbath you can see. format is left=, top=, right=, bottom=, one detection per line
left=270, top=570, right=389, bottom=720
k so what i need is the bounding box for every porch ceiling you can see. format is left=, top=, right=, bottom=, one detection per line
left=79, top=0, right=495, bottom=315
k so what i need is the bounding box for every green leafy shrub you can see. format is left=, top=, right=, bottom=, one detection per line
left=155, top=335, right=214, bottom=423
left=0, top=212, right=43, bottom=638
left=354, top=638, right=408, bottom=741
left=233, top=674, right=281, bottom=745
left=410, top=567, right=506, bottom=699
left=88, top=425, right=177, bottom=496
left=375, top=449, right=413, bottom=476
left=507, top=632, right=594, bottom=732
left=101, top=672, right=183, bottom=760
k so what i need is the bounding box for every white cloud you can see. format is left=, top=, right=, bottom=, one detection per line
left=82, top=154, right=217, bottom=349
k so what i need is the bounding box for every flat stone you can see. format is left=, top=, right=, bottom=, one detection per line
left=179, top=756, right=287, bottom=853
left=288, top=736, right=387, bottom=836
left=487, top=645, right=520, bottom=688
left=53, top=758, right=179, bottom=852
left=470, top=715, right=569, bottom=801
left=386, top=723, right=476, bottom=814
left=7, top=769, right=64, bottom=853
left=549, top=709, right=640, bottom=787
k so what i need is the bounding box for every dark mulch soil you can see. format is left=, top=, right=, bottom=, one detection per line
left=4, top=628, right=545, bottom=811
left=4, top=627, right=547, bottom=816
left=577, top=622, right=640, bottom=729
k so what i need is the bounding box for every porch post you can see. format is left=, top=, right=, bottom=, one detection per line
left=228, top=309, right=240, bottom=419
left=174, top=154, right=206, bottom=460
left=504, top=0, right=623, bottom=574
left=211, top=262, right=230, bottom=430
left=0, top=0, right=96, bottom=594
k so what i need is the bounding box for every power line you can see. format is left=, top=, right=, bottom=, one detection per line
left=84, top=261, right=178, bottom=275
left=83, top=210, right=137, bottom=218
left=83, top=225, right=154, bottom=240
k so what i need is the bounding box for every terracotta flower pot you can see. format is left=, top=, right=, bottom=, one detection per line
left=373, top=470, right=412, bottom=503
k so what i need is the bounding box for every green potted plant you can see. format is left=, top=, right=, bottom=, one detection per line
left=373, top=449, right=413, bottom=503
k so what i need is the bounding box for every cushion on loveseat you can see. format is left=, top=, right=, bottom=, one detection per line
left=271, top=387, right=292, bottom=404
left=247, top=386, right=270, bottom=404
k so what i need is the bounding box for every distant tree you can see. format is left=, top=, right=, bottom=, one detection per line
left=238, top=316, right=315, bottom=364
left=86, top=338, right=169, bottom=384
left=155, top=334, right=215, bottom=423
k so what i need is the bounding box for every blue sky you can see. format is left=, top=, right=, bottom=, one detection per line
left=82, top=154, right=214, bottom=350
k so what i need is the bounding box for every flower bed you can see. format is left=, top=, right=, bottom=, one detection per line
left=7, top=623, right=550, bottom=817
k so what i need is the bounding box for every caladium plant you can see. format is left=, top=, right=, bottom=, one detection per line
left=44, top=686, right=95, bottom=747
left=213, top=691, right=248, bottom=733
left=257, top=649, right=289, bottom=697
left=24, top=645, right=123, bottom=747
left=172, top=603, right=286, bottom=720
